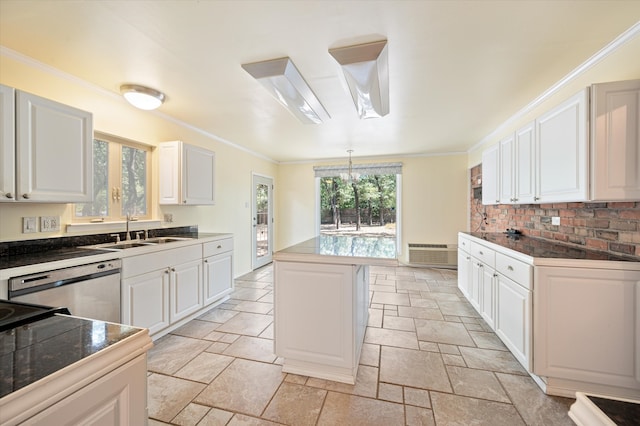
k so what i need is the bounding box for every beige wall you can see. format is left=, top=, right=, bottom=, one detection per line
left=277, top=154, right=469, bottom=264
left=0, top=54, right=278, bottom=277
left=467, top=33, right=640, bottom=167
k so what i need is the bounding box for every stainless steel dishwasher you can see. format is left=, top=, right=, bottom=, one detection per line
left=8, top=259, right=122, bottom=323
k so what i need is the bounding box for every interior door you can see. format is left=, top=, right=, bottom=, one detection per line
left=252, top=174, right=273, bottom=269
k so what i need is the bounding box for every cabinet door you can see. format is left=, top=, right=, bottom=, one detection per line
left=0, top=84, right=15, bottom=202
left=183, top=143, right=215, bottom=205
left=536, top=89, right=588, bottom=203
left=203, top=252, right=233, bottom=306
left=591, top=79, right=640, bottom=201
left=515, top=121, right=536, bottom=204
left=496, top=274, right=531, bottom=371
left=170, top=259, right=203, bottom=322
left=499, top=134, right=514, bottom=203
left=123, top=269, right=170, bottom=335
left=480, top=266, right=496, bottom=330
left=16, top=90, right=93, bottom=202
left=481, top=144, right=500, bottom=205
left=534, top=266, right=640, bottom=390
left=158, top=141, right=181, bottom=204
left=469, top=261, right=482, bottom=311
left=457, top=249, right=471, bottom=298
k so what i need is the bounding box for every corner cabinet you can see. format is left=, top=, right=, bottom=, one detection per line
left=590, top=79, right=640, bottom=201
left=0, top=84, right=93, bottom=203
left=159, top=141, right=215, bottom=205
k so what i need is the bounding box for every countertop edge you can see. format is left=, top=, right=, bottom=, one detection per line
left=274, top=251, right=398, bottom=267
left=460, top=232, right=640, bottom=270
left=0, top=324, right=152, bottom=424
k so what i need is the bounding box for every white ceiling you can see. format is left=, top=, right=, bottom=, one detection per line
left=1, top=1, right=639, bottom=162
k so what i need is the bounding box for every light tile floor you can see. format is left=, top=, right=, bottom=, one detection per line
left=147, top=264, right=575, bottom=426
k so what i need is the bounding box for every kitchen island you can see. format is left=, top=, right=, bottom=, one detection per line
left=0, top=312, right=152, bottom=425
left=273, top=235, right=397, bottom=384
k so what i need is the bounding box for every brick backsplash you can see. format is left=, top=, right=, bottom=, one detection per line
left=470, top=164, right=640, bottom=258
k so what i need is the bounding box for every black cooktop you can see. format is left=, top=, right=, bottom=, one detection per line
left=0, top=300, right=70, bottom=332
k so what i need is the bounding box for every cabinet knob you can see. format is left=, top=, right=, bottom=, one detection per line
left=22, top=193, right=29, bottom=199
left=507, top=265, right=514, bottom=271
left=204, top=259, right=208, bottom=263
left=183, top=200, right=187, bottom=204
left=217, top=245, right=222, bottom=249
left=466, top=256, right=470, bottom=260
left=534, top=196, right=540, bottom=201
left=479, top=250, right=484, bottom=255
left=5, top=192, right=13, bottom=199
left=493, top=273, right=498, bottom=278
left=171, top=268, right=176, bottom=272
left=496, top=199, right=500, bottom=203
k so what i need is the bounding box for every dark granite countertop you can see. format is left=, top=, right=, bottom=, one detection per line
left=0, top=247, right=116, bottom=270
left=0, top=314, right=142, bottom=398
left=465, top=232, right=639, bottom=262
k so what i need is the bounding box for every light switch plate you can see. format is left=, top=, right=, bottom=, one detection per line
left=40, top=216, right=61, bottom=232
left=551, top=216, right=560, bottom=226
left=23, top=217, right=37, bottom=233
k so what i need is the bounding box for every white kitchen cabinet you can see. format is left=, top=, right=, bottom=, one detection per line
left=0, top=84, right=93, bottom=203
left=0, top=84, right=15, bottom=201
left=590, top=79, right=640, bottom=201
left=457, top=249, right=471, bottom=298
left=469, top=261, right=483, bottom=312
left=170, top=258, right=203, bottom=323
left=274, top=260, right=369, bottom=384
left=159, top=140, right=215, bottom=205
left=514, top=121, right=536, bottom=204
left=495, top=273, right=531, bottom=371
left=23, top=354, right=148, bottom=426
left=498, top=134, right=514, bottom=204
left=480, top=265, right=497, bottom=330
left=122, top=244, right=202, bottom=337
left=203, top=237, right=234, bottom=306
left=535, top=89, right=589, bottom=203
left=481, top=144, right=500, bottom=205
left=534, top=266, right=640, bottom=397
left=122, top=268, right=170, bottom=335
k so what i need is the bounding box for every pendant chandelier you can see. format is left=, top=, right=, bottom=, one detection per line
left=339, top=150, right=360, bottom=183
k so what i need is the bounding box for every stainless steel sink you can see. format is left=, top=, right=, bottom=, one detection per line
left=99, top=242, right=154, bottom=250
left=144, top=237, right=193, bottom=244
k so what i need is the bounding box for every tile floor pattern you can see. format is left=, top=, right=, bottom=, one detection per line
left=147, top=264, right=575, bottom=426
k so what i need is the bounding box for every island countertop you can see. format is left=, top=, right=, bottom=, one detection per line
left=274, top=235, right=398, bottom=266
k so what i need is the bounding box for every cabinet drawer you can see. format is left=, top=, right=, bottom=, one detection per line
left=123, top=245, right=202, bottom=278
left=470, top=242, right=495, bottom=267
left=203, top=238, right=233, bottom=257
left=496, top=253, right=532, bottom=290
left=458, top=234, right=471, bottom=253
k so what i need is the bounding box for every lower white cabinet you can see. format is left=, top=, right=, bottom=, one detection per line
left=480, top=265, right=497, bottom=330
left=24, top=354, right=148, bottom=426
left=170, top=259, right=203, bottom=323
left=534, top=266, right=640, bottom=397
left=457, top=249, right=471, bottom=298
left=203, top=238, right=234, bottom=306
left=122, top=244, right=202, bottom=336
left=495, top=273, right=531, bottom=370
left=124, top=268, right=170, bottom=335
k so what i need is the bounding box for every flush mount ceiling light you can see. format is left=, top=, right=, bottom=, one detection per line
left=241, top=57, right=330, bottom=124
left=120, top=84, right=165, bottom=110
left=329, top=40, right=389, bottom=119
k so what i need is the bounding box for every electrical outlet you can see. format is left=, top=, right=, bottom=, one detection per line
left=164, top=213, right=173, bottom=223
left=551, top=216, right=560, bottom=226
left=22, top=217, right=37, bottom=233
left=40, top=216, right=61, bottom=232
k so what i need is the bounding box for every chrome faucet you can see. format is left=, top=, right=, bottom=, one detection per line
left=125, top=213, right=132, bottom=241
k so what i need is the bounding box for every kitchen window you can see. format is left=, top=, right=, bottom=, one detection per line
left=74, top=133, right=152, bottom=222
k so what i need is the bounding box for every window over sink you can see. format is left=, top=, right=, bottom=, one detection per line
left=74, top=132, right=152, bottom=223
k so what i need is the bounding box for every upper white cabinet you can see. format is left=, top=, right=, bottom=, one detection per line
left=536, top=89, right=589, bottom=203
left=0, top=84, right=93, bottom=202
left=0, top=84, right=15, bottom=201
left=590, top=79, right=640, bottom=201
left=159, top=140, right=215, bottom=205
left=481, top=144, right=499, bottom=205
left=483, top=79, right=640, bottom=204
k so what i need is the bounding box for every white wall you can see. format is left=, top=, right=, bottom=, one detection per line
left=0, top=53, right=277, bottom=277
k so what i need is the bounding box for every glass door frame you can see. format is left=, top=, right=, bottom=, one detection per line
left=252, top=173, right=274, bottom=270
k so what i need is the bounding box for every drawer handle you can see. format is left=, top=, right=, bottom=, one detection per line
left=466, top=256, right=470, bottom=260
left=479, top=250, right=484, bottom=255
left=217, top=245, right=222, bottom=249
left=507, top=265, right=514, bottom=271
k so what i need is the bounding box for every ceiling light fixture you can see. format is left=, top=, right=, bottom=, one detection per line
left=120, top=84, right=165, bottom=110
left=340, top=150, right=360, bottom=183
left=329, top=40, right=389, bottom=119
left=241, top=57, right=330, bottom=124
